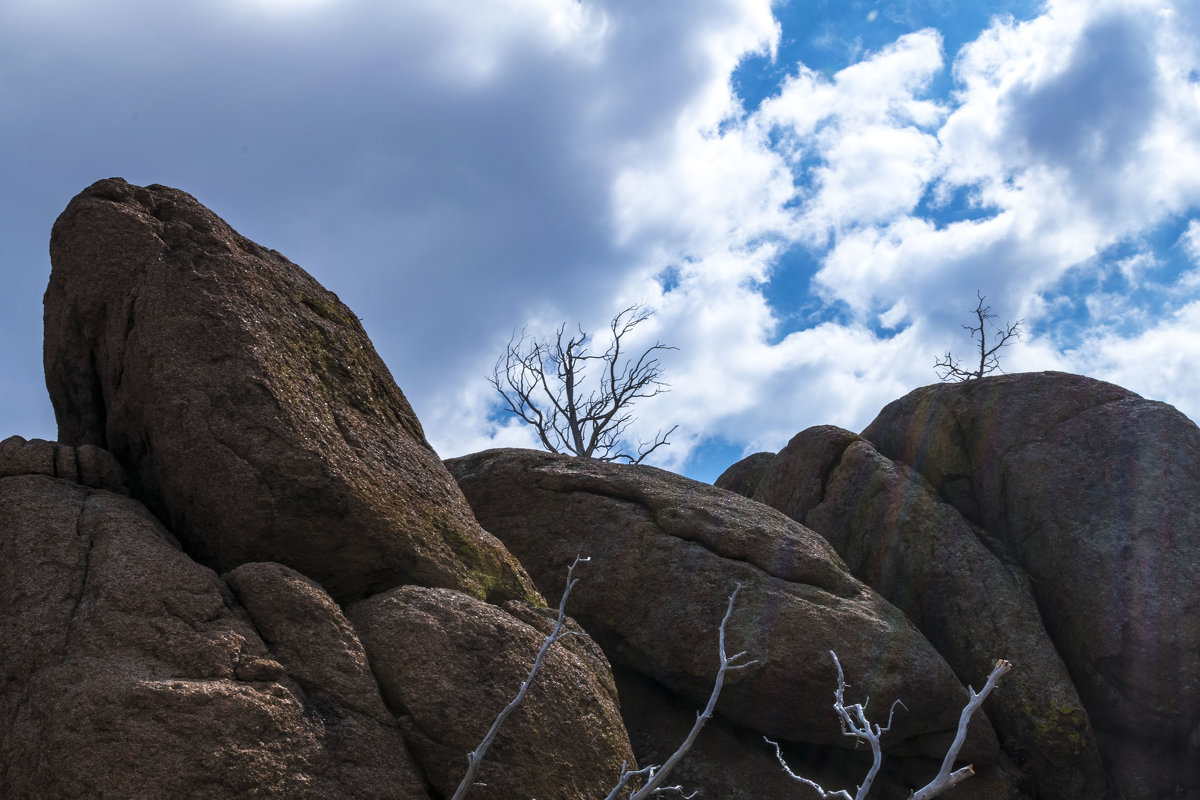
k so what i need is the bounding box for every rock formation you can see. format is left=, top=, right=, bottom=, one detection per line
left=748, top=425, right=1105, bottom=798
left=4, top=179, right=1196, bottom=799
left=445, top=448, right=1006, bottom=795
left=0, top=437, right=430, bottom=799
left=730, top=373, right=1200, bottom=800
left=44, top=178, right=537, bottom=605
left=4, top=180, right=629, bottom=800
left=864, top=373, right=1200, bottom=799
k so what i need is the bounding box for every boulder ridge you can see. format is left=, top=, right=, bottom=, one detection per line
left=2, top=180, right=1194, bottom=799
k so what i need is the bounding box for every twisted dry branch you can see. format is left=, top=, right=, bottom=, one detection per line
left=768, top=652, right=1012, bottom=800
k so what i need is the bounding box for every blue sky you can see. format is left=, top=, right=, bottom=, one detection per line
left=3, top=0, right=1199, bottom=483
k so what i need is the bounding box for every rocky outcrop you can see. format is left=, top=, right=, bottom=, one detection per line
left=863, top=373, right=1200, bottom=799
left=44, top=178, right=537, bottom=605
left=750, top=425, right=1105, bottom=798
left=349, top=586, right=636, bottom=799
left=736, top=373, right=1200, bottom=800
left=1, top=439, right=635, bottom=800
left=11, top=179, right=1196, bottom=799
left=446, top=449, right=999, bottom=773
left=5, top=180, right=637, bottom=800
left=0, top=453, right=429, bottom=799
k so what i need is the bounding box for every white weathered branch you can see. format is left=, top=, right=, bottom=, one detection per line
left=769, top=652, right=1012, bottom=800
left=606, top=584, right=756, bottom=800
left=453, top=568, right=752, bottom=800
left=450, top=556, right=591, bottom=800
left=909, top=658, right=1012, bottom=800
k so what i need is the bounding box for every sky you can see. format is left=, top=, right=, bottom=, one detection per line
left=3, top=0, right=1199, bottom=483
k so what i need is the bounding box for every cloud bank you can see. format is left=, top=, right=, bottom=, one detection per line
left=2, top=0, right=1198, bottom=481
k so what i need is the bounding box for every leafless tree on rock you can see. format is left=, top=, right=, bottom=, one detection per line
left=934, top=292, right=1022, bottom=381
left=490, top=305, right=678, bottom=463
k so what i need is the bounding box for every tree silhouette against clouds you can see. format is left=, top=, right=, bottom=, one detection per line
left=489, top=304, right=678, bottom=463
left=934, top=292, right=1022, bottom=382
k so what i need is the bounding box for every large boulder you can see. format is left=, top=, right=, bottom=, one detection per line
left=861, top=372, right=1200, bottom=799
left=445, top=449, right=999, bottom=769
left=0, top=448, right=428, bottom=799
left=348, top=585, right=636, bottom=800
left=44, top=178, right=538, bottom=604
left=751, top=425, right=1107, bottom=798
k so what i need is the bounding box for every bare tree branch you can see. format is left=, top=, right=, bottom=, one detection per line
left=602, top=584, right=756, bottom=800
left=934, top=292, right=1022, bottom=381
left=909, top=658, right=1013, bottom=800
left=453, top=568, right=753, bottom=800
left=489, top=305, right=679, bottom=463
left=768, top=652, right=1012, bottom=800
left=452, top=556, right=1011, bottom=800
left=450, top=555, right=591, bottom=800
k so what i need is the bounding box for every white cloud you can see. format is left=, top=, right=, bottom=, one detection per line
left=809, top=124, right=943, bottom=232
left=1181, top=220, right=1200, bottom=263
left=494, top=0, right=1200, bottom=471
left=944, top=0, right=1200, bottom=228
left=5, top=0, right=1198, bottom=476
left=612, top=120, right=795, bottom=258
left=779, top=0, right=1200, bottom=360
left=1115, top=251, right=1158, bottom=285
left=614, top=0, right=1200, bottom=470
left=654, top=318, right=934, bottom=463
left=1074, top=300, right=1200, bottom=422
left=757, top=31, right=947, bottom=238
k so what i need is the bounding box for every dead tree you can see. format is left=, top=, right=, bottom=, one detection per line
left=934, top=292, right=1022, bottom=381
left=490, top=305, right=678, bottom=463
left=456, top=565, right=1010, bottom=800
left=768, top=652, right=1012, bottom=800
left=450, top=556, right=593, bottom=800
left=453, top=560, right=754, bottom=800
left=605, top=584, right=754, bottom=800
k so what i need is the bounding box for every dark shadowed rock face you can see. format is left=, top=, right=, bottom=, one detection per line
left=858, top=372, right=1200, bottom=800
left=348, top=586, right=636, bottom=800
left=445, top=448, right=999, bottom=772
left=0, top=453, right=429, bottom=799
left=752, top=425, right=1107, bottom=799
left=44, top=178, right=537, bottom=605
